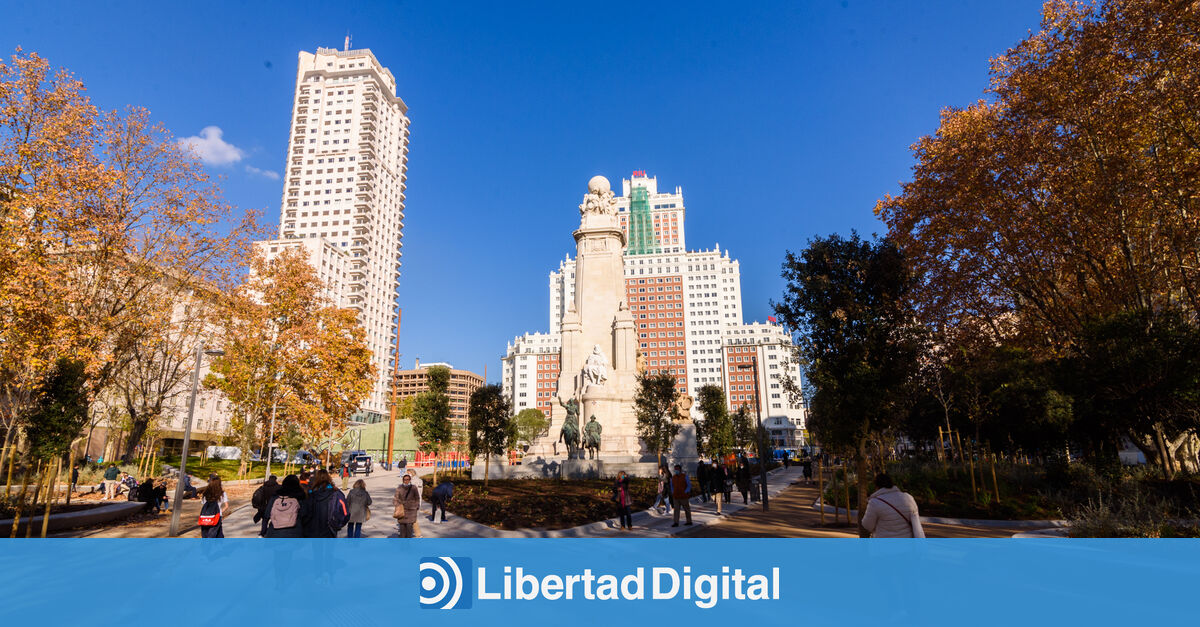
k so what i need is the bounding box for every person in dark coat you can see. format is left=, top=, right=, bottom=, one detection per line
left=709, top=462, right=730, bottom=514
left=252, top=475, right=281, bottom=537
left=301, top=470, right=347, bottom=538
left=264, top=475, right=307, bottom=538
left=736, top=461, right=752, bottom=504
left=612, top=471, right=633, bottom=531
left=138, top=477, right=165, bottom=513
left=695, top=459, right=710, bottom=503
left=430, top=481, right=453, bottom=523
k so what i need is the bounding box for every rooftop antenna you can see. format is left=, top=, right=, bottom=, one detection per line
left=344, top=33, right=351, bottom=51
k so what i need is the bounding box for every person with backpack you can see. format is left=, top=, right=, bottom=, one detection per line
left=861, top=473, right=925, bottom=538
left=264, top=475, right=306, bottom=538
left=392, top=473, right=420, bottom=538
left=346, top=479, right=373, bottom=538
left=252, top=475, right=281, bottom=537
left=300, top=469, right=350, bottom=538
left=198, top=476, right=228, bottom=538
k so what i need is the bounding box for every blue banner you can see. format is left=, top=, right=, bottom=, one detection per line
left=1, top=539, right=1196, bottom=625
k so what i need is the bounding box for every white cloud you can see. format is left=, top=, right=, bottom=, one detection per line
left=177, top=126, right=245, bottom=166
left=245, top=165, right=280, bottom=180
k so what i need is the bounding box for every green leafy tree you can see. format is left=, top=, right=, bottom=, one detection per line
left=732, top=405, right=755, bottom=453
left=1066, top=308, right=1200, bottom=478
left=512, top=408, right=549, bottom=451
left=411, top=365, right=452, bottom=484
left=773, top=233, right=923, bottom=530
left=467, top=384, right=512, bottom=488
left=634, top=371, right=680, bottom=467
left=696, top=385, right=734, bottom=458
left=24, top=358, right=90, bottom=462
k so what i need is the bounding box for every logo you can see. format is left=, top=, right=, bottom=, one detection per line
left=419, top=556, right=472, bottom=610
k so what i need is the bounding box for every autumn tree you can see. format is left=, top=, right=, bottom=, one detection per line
left=634, top=371, right=680, bottom=467
left=467, top=384, right=513, bottom=487
left=205, top=248, right=373, bottom=476
left=876, top=0, right=1200, bottom=348
left=1, top=50, right=256, bottom=473
left=773, top=233, right=923, bottom=529
left=696, top=385, right=734, bottom=459
left=410, top=365, right=452, bottom=484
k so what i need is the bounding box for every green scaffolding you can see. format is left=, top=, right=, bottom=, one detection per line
left=627, top=185, right=657, bottom=255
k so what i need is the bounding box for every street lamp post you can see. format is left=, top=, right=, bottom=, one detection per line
left=738, top=355, right=769, bottom=511
left=169, top=345, right=224, bottom=537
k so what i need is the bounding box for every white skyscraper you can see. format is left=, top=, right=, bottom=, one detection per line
left=273, top=44, right=411, bottom=420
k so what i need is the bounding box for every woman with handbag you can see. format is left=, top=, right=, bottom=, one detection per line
left=393, top=473, right=420, bottom=538
left=346, top=479, right=373, bottom=538
left=198, top=476, right=228, bottom=538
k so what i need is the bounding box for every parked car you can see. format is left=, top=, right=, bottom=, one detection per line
left=349, top=455, right=373, bottom=476
left=340, top=450, right=367, bottom=466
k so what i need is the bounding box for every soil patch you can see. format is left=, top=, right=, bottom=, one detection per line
left=424, top=476, right=659, bottom=530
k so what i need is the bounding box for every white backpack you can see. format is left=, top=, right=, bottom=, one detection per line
left=270, top=496, right=299, bottom=529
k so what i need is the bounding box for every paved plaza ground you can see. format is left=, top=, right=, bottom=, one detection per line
left=60, top=465, right=1047, bottom=538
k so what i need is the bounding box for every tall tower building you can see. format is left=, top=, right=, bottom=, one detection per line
left=274, top=45, right=411, bottom=421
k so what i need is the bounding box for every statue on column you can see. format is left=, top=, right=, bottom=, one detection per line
left=558, top=396, right=581, bottom=458
left=583, top=344, right=609, bottom=387
left=583, top=416, right=603, bottom=460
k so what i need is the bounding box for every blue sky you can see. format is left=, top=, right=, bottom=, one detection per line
left=4, top=0, right=1046, bottom=380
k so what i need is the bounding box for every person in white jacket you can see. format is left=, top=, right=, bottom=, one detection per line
left=861, top=473, right=925, bottom=538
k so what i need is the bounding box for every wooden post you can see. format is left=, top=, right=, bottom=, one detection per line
left=818, top=456, right=825, bottom=526
left=989, top=450, right=1001, bottom=504
left=26, top=461, right=46, bottom=538
left=41, top=458, right=62, bottom=538
left=843, top=460, right=851, bottom=526
left=964, top=437, right=977, bottom=497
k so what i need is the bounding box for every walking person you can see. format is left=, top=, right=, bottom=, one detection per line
left=198, top=476, right=228, bottom=538
left=301, top=469, right=349, bottom=538
left=709, top=461, right=729, bottom=514
left=736, top=460, right=752, bottom=504
left=393, top=473, right=420, bottom=538
left=101, top=464, right=119, bottom=500
left=406, top=469, right=424, bottom=537
left=252, top=475, right=281, bottom=537
left=802, top=457, right=813, bottom=485
left=346, top=479, right=373, bottom=538
left=71, top=464, right=80, bottom=494
left=670, top=464, right=693, bottom=527
left=695, top=459, right=710, bottom=503
left=861, top=473, right=925, bottom=538
left=613, top=470, right=633, bottom=531
left=652, top=466, right=672, bottom=515
left=264, top=475, right=306, bottom=538
left=430, top=480, right=453, bottom=523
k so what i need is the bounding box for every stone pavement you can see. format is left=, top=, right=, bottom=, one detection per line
left=210, top=466, right=805, bottom=538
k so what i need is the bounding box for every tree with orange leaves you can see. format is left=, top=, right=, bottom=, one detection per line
left=0, top=49, right=259, bottom=482
left=876, top=0, right=1200, bottom=473
left=205, top=248, right=374, bottom=476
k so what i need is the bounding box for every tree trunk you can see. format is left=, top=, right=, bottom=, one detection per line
left=25, top=461, right=45, bottom=538
left=9, top=464, right=30, bottom=538
left=66, top=445, right=77, bottom=505
left=1, top=426, right=14, bottom=497
left=856, top=438, right=870, bottom=537
left=42, top=457, right=62, bottom=538
left=484, top=455, right=490, bottom=490
left=432, top=452, right=438, bottom=487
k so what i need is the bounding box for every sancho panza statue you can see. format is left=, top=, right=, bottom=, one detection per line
left=583, top=344, right=609, bottom=387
